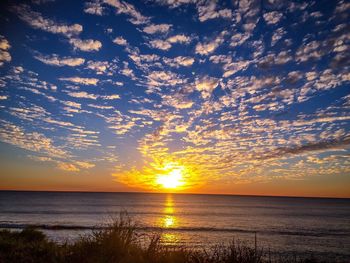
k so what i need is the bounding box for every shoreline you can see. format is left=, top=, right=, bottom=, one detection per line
left=1, top=218, right=343, bottom=263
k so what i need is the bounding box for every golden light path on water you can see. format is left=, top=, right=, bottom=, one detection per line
left=157, top=194, right=180, bottom=246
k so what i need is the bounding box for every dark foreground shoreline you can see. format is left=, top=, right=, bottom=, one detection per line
left=0, top=215, right=332, bottom=263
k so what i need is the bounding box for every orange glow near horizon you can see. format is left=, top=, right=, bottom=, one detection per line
left=114, top=160, right=201, bottom=192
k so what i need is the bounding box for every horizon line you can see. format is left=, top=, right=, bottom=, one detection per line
left=0, top=189, right=349, bottom=199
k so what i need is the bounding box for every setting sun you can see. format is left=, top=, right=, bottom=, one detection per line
left=156, top=169, right=185, bottom=189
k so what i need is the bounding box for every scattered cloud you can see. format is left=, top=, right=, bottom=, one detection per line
left=101, top=94, right=120, bottom=100
left=197, top=2, right=232, bottom=22
left=2, top=0, right=350, bottom=189
left=104, top=0, right=150, bottom=25
left=167, top=34, right=192, bottom=44
left=67, top=91, right=99, bottom=99
left=263, top=11, right=283, bottom=25
left=163, top=56, right=194, bottom=67
left=59, top=77, right=99, bottom=85
left=149, top=39, right=172, bottom=50
left=11, top=4, right=82, bottom=37
left=0, top=35, right=11, bottom=66
left=34, top=54, right=85, bottom=66
left=195, top=32, right=226, bottom=55
left=113, top=36, right=128, bottom=46
left=195, top=77, right=219, bottom=99
left=143, top=23, right=172, bottom=34
left=57, top=162, right=80, bottom=171
left=86, top=60, right=115, bottom=74
left=84, top=0, right=105, bottom=15
left=69, top=38, right=102, bottom=52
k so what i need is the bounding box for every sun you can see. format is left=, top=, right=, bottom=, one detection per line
left=156, top=168, right=184, bottom=189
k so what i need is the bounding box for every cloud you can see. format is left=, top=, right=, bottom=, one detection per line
left=293, top=116, right=350, bottom=127
left=67, top=91, right=99, bottom=99
left=230, top=32, right=250, bottom=48
left=263, top=11, right=283, bottom=25
left=149, top=39, right=172, bottom=50
left=28, top=155, right=53, bottom=163
left=43, top=117, right=74, bottom=127
left=162, top=93, right=193, bottom=109
left=62, top=101, right=81, bottom=109
left=153, top=0, right=232, bottom=22
left=195, top=77, right=219, bottom=99
left=167, top=34, right=192, bottom=44
left=261, top=138, right=350, bottom=160
left=69, top=38, right=102, bottom=52
left=271, top=27, right=286, bottom=46
left=119, top=62, right=135, bottom=78
left=113, top=36, right=128, bottom=46
left=147, top=70, right=185, bottom=88
left=210, top=55, right=251, bottom=78
left=3, top=0, right=350, bottom=186
left=59, top=77, right=99, bottom=85
left=84, top=0, right=105, bottom=15
left=57, top=162, right=80, bottom=172
left=86, top=61, right=114, bottom=74
left=88, top=104, right=114, bottom=109
left=295, top=40, right=323, bottom=62
left=0, top=120, right=67, bottom=158
left=101, top=94, right=120, bottom=100
left=258, top=51, right=292, bottom=68
left=11, top=4, right=82, bottom=37
left=104, top=0, right=150, bottom=25
left=143, top=23, right=172, bottom=34
left=149, top=34, right=192, bottom=50
left=197, top=2, right=232, bottom=22
left=34, top=54, right=85, bottom=67
left=195, top=32, right=226, bottom=55
left=0, top=36, right=11, bottom=50
left=163, top=56, right=194, bottom=67
left=75, top=161, right=95, bottom=169
left=0, top=35, right=11, bottom=66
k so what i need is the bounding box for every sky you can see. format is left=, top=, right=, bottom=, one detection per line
left=0, top=0, right=349, bottom=197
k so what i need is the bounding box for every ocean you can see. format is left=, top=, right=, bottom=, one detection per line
left=0, top=191, right=349, bottom=261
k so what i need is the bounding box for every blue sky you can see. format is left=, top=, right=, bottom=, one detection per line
left=0, top=0, right=349, bottom=195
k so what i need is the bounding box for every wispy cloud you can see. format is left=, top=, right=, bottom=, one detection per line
left=34, top=53, right=85, bottom=66
left=67, top=91, right=99, bottom=99
left=11, top=4, right=83, bottom=37
left=59, top=77, right=99, bottom=85
left=104, top=0, right=150, bottom=25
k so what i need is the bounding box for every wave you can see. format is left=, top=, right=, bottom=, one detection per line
left=0, top=223, right=348, bottom=237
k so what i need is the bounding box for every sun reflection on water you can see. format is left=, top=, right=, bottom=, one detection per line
left=158, top=194, right=181, bottom=246
left=163, top=215, right=175, bottom=228
left=159, top=194, right=177, bottom=228
left=161, top=233, right=179, bottom=246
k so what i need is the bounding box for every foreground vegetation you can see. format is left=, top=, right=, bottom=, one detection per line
left=0, top=215, right=322, bottom=263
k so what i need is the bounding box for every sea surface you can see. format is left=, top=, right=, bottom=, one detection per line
left=0, top=191, right=349, bottom=261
